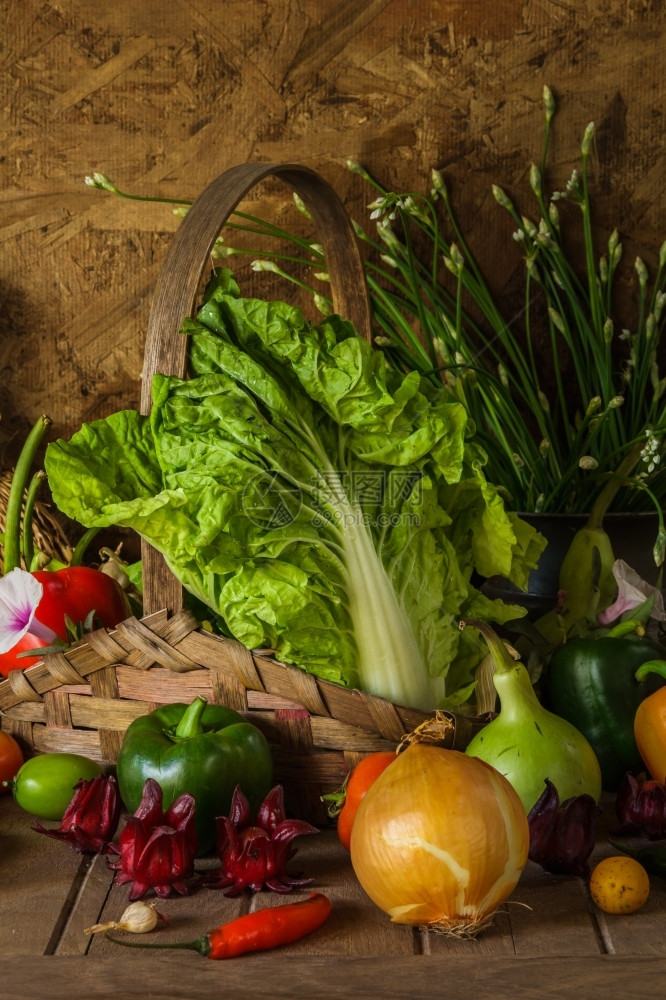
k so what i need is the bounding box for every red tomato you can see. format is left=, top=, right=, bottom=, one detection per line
left=337, top=751, right=396, bottom=851
left=0, top=632, right=50, bottom=677
left=32, top=567, right=131, bottom=640
left=0, top=731, right=24, bottom=790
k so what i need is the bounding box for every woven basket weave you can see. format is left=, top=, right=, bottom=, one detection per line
left=0, top=164, right=488, bottom=824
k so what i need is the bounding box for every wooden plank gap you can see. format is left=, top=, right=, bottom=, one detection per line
left=582, top=878, right=614, bottom=955
left=43, top=854, right=98, bottom=956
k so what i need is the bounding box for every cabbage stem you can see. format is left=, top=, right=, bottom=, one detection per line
left=342, top=508, right=441, bottom=710
left=324, top=465, right=442, bottom=711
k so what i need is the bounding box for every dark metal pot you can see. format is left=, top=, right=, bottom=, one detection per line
left=481, top=511, right=662, bottom=618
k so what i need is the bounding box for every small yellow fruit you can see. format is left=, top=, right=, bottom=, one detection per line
left=589, top=856, right=650, bottom=915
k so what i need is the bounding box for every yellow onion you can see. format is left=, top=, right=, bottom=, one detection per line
left=349, top=744, right=529, bottom=936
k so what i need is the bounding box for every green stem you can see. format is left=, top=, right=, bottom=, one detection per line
left=607, top=620, right=643, bottom=639
left=70, top=527, right=101, bottom=567
left=579, top=128, right=604, bottom=339
left=366, top=278, right=432, bottom=367
left=635, top=660, right=666, bottom=683
left=321, top=776, right=349, bottom=818
left=105, top=932, right=208, bottom=956
left=459, top=618, right=517, bottom=674
left=459, top=618, right=538, bottom=707
left=586, top=439, right=646, bottom=528
left=100, top=188, right=192, bottom=207
left=21, top=470, right=46, bottom=570
left=3, top=415, right=52, bottom=575
left=174, top=696, right=207, bottom=739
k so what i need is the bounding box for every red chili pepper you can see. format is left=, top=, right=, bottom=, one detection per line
left=106, top=892, right=332, bottom=959
left=206, top=892, right=331, bottom=958
left=32, top=567, right=130, bottom=640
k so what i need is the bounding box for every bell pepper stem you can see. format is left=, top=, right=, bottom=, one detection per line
left=3, top=415, right=52, bottom=575
left=607, top=620, right=644, bottom=639
left=174, top=696, right=208, bottom=739
left=635, top=660, right=666, bottom=683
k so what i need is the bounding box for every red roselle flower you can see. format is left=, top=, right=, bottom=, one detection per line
left=527, top=778, right=601, bottom=876
left=198, top=784, right=318, bottom=895
left=615, top=772, right=666, bottom=838
left=108, top=778, right=198, bottom=901
left=33, top=774, right=121, bottom=854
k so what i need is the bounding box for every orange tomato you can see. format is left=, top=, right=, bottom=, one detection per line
left=0, top=731, right=24, bottom=791
left=336, top=751, right=396, bottom=851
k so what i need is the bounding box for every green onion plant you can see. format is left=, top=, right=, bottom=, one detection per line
left=86, top=87, right=666, bottom=558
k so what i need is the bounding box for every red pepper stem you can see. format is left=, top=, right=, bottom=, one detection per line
left=174, top=696, right=208, bottom=740
left=104, top=932, right=211, bottom=956
left=635, top=660, right=666, bottom=683
left=3, top=415, right=52, bottom=575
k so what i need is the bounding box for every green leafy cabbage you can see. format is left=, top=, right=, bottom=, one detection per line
left=45, top=270, right=544, bottom=710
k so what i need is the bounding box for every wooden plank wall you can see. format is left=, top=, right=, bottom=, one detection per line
left=2, top=0, right=666, bottom=461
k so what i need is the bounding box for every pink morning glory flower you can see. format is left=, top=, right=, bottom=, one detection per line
left=597, top=559, right=666, bottom=626
left=0, top=568, right=57, bottom=653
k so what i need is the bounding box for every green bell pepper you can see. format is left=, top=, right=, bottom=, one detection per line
left=546, top=629, right=666, bottom=792
left=116, top=696, right=273, bottom=854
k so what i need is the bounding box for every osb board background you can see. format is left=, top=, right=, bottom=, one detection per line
left=2, top=0, right=666, bottom=465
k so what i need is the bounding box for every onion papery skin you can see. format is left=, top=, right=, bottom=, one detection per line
left=349, top=745, right=529, bottom=935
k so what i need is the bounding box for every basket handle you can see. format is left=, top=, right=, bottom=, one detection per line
left=140, top=162, right=373, bottom=616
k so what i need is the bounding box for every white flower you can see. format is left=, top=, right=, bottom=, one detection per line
left=250, top=260, right=281, bottom=274
left=83, top=172, right=117, bottom=193
left=641, top=430, right=661, bottom=474
left=0, top=569, right=45, bottom=653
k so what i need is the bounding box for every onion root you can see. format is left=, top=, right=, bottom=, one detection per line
left=424, top=913, right=496, bottom=939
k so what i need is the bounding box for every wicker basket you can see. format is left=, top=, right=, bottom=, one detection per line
left=0, top=164, right=488, bottom=824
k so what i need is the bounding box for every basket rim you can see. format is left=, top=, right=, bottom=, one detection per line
left=0, top=609, right=487, bottom=748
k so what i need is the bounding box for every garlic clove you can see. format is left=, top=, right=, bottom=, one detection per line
left=85, top=900, right=166, bottom=935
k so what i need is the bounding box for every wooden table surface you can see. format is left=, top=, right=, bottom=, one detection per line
left=2, top=795, right=665, bottom=1000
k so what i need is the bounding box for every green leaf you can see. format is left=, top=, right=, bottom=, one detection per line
left=45, top=276, right=544, bottom=711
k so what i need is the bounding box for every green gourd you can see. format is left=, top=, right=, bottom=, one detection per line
left=461, top=619, right=602, bottom=813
